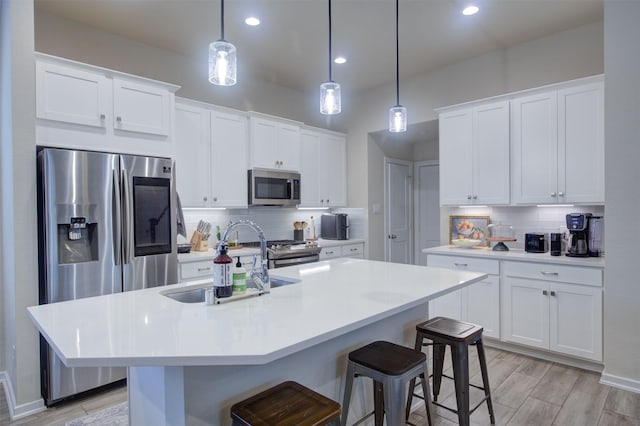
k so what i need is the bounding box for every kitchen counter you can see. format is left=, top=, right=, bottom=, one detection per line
left=424, top=245, right=605, bottom=268
left=27, top=258, right=484, bottom=425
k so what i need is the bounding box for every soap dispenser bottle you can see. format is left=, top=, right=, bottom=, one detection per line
left=213, top=243, right=233, bottom=298
left=232, top=257, right=247, bottom=295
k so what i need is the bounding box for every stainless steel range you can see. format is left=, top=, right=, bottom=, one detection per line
left=242, top=240, right=321, bottom=269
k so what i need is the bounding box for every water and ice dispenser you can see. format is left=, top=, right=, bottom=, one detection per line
left=56, top=207, right=99, bottom=264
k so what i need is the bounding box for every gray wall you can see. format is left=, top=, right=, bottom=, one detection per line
left=603, top=0, right=640, bottom=389
left=1, top=0, right=39, bottom=409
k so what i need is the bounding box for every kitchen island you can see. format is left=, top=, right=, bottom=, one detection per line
left=28, top=258, right=486, bottom=425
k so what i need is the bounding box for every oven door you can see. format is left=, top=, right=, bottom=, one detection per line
left=268, top=253, right=320, bottom=269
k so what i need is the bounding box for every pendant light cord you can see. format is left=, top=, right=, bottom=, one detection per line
left=220, top=0, right=225, bottom=40
left=395, top=0, right=400, bottom=106
left=328, top=0, right=333, bottom=82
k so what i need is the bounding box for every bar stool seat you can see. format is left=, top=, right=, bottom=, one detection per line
left=341, top=340, right=433, bottom=426
left=230, top=381, right=341, bottom=426
left=407, top=317, right=495, bottom=426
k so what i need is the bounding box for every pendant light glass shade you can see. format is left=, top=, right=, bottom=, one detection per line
left=320, top=0, right=341, bottom=115
left=208, top=0, right=236, bottom=86
left=209, top=40, right=237, bottom=86
left=320, top=81, right=341, bottom=115
left=389, top=105, right=407, bottom=133
left=389, top=0, right=407, bottom=132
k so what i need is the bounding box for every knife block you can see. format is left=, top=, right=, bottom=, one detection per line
left=190, top=230, right=209, bottom=252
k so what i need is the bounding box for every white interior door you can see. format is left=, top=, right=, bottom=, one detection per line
left=414, top=161, right=440, bottom=265
left=385, top=158, right=413, bottom=264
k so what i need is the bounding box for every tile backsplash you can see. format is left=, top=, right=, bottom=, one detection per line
left=446, top=205, right=605, bottom=250
left=180, top=207, right=365, bottom=244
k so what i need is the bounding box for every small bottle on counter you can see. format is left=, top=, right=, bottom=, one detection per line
left=213, top=242, right=233, bottom=298
left=232, top=257, right=247, bottom=295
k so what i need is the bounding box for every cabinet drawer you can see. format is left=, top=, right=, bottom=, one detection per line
left=427, top=254, right=499, bottom=275
left=181, top=261, right=214, bottom=281
left=320, top=246, right=342, bottom=259
left=503, top=261, right=602, bottom=287
left=341, top=243, right=363, bottom=257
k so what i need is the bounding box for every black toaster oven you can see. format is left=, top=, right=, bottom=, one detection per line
left=525, top=233, right=549, bottom=253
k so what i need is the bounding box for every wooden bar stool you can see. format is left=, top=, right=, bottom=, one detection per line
left=407, top=317, right=495, bottom=426
left=340, top=340, right=433, bottom=426
left=230, top=381, right=341, bottom=426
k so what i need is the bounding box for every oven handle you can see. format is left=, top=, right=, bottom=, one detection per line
left=269, top=254, right=320, bottom=268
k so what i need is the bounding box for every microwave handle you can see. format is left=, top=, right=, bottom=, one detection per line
left=289, top=179, right=295, bottom=200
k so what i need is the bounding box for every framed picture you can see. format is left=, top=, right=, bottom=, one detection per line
left=449, top=216, right=490, bottom=246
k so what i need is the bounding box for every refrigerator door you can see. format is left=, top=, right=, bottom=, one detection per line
left=38, top=148, right=126, bottom=404
left=120, top=154, right=178, bottom=291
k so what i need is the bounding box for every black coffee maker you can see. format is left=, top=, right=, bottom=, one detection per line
left=566, top=213, right=591, bottom=257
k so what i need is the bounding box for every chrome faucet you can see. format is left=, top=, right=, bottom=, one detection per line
left=220, top=220, right=270, bottom=293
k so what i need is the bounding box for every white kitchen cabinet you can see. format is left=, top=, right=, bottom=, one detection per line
left=174, top=98, right=248, bottom=208
left=300, top=127, right=347, bottom=207
left=320, top=246, right=342, bottom=260
left=35, top=53, right=178, bottom=157
left=112, top=78, right=171, bottom=136
left=502, top=261, right=603, bottom=361
left=180, top=260, right=214, bottom=282
left=511, top=79, right=604, bottom=205
left=341, top=243, right=364, bottom=259
left=249, top=114, right=301, bottom=171
left=427, top=254, right=500, bottom=337
left=439, top=100, right=510, bottom=206
left=319, top=241, right=364, bottom=260
left=175, top=102, right=211, bottom=207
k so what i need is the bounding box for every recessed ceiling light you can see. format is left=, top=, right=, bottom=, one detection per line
left=334, top=57, right=347, bottom=64
left=462, top=5, right=479, bottom=16
left=245, top=16, right=260, bottom=26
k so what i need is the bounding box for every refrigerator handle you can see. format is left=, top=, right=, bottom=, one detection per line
left=121, top=167, right=132, bottom=264
left=112, top=169, right=122, bottom=265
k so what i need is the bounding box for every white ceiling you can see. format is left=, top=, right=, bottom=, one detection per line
left=34, top=0, right=603, bottom=96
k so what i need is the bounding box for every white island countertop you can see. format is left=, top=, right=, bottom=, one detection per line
left=424, top=245, right=605, bottom=268
left=27, top=258, right=485, bottom=369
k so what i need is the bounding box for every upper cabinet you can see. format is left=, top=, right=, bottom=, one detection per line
left=300, top=127, right=347, bottom=207
left=249, top=114, right=301, bottom=171
left=174, top=98, right=248, bottom=208
left=511, top=79, right=604, bottom=205
left=35, top=53, right=179, bottom=158
left=439, top=100, right=510, bottom=206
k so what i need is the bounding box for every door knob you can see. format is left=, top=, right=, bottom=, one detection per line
left=388, top=234, right=397, bottom=239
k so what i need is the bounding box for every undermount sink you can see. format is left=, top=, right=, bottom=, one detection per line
left=162, top=276, right=301, bottom=303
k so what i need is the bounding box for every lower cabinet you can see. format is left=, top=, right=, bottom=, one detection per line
left=320, top=242, right=364, bottom=260
left=502, top=261, right=603, bottom=361
left=426, top=255, right=500, bottom=339
left=180, top=255, right=256, bottom=282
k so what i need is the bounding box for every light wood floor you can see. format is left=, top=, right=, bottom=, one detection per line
left=2, top=347, right=639, bottom=425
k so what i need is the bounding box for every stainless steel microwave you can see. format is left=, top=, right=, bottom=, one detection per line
left=248, top=168, right=301, bottom=206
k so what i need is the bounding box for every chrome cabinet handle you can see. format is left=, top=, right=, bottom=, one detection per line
left=558, top=192, right=564, bottom=197
left=197, top=267, right=211, bottom=272
left=550, top=290, right=556, bottom=296
left=541, top=271, right=559, bottom=276
left=551, top=192, right=556, bottom=197
left=100, top=113, right=106, bottom=119
left=213, top=197, right=218, bottom=202
left=473, top=195, right=478, bottom=200
left=325, top=251, right=334, bottom=255
left=454, top=262, right=468, bottom=267
left=388, top=234, right=397, bottom=239
left=543, top=290, right=548, bottom=295
left=116, top=116, right=122, bottom=122
left=350, top=248, right=358, bottom=252
left=467, top=195, right=472, bottom=200
left=203, top=196, right=208, bottom=202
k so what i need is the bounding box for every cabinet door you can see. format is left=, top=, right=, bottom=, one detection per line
left=549, top=282, right=603, bottom=361
left=249, top=117, right=280, bottom=169
left=502, top=277, right=549, bottom=349
left=439, top=108, right=473, bottom=205
left=511, top=91, right=558, bottom=204
left=210, top=110, right=248, bottom=208
left=462, top=275, right=500, bottom=339
left=174, top=103, right=211, bottom=207
left=558, top=82, right=604, bottom=204
left=320, top=134, right=347, bottom=206
left=300, top=130, right=321, bottom=206
left=320, top=246, right=341, bottom=260
left=474, top=100, right=510, bottom=204
left=341, top=243, right=364, bottom=258
left=278, top=123, right=301, bottom=171
left=113, top=78, right=171, bottom=136
left=36, top=60, right=110, bottom=128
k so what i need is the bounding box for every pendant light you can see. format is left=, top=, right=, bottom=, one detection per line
left=389, top=0, right=407, bottom=132
left=209, top=0, right=237, bottom=86
left=320, top=0, right=341, bottom=115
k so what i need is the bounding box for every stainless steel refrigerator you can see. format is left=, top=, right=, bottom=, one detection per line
left=37, top=147, right=178, bottom=405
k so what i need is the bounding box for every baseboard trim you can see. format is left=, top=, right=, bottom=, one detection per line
left=0, top=371, right=46, bottom=420
left=600, top=371, right=640, bottom=394
left=484, top=339, right=604, bottom=372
